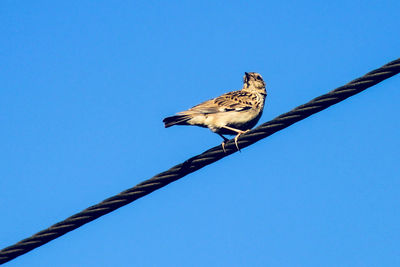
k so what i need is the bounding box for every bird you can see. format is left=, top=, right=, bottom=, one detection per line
left=163, top=72, right=267, bottom=152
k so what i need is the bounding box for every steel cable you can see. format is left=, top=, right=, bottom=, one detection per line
left=1, top=58, right=399, bottom=265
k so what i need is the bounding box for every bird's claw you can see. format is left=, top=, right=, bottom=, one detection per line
left=221, top=141, right=227, bottom=153
left=234, top=135, right=241, bottom=152
left=234, top=130, right=250, bottom=152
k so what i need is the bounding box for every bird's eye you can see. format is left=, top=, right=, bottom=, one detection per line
left=256, top=76, right=262, bottom=80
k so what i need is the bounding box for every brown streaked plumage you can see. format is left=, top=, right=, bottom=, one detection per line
left=163, top=72, right=267, bottom=151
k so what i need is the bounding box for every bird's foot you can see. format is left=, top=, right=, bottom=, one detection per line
left=218, top=133, right=229, bottom=153
left=234, top=130, right=250, bottom=152
left=221, top=141, right=227, bottom=153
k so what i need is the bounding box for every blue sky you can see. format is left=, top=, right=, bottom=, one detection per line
left=1, top=1, right=399, bottom=266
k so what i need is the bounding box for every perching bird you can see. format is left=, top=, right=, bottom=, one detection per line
left=163, top=72, right=267, bottom=152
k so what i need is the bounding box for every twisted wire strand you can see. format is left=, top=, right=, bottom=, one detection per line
left=1, top=58, right=399, bottom=265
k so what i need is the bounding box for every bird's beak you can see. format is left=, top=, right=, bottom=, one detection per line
left=244, top=72, right=250, bottom=82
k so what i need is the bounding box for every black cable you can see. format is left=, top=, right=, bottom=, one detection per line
left=1, top=58, right=399, bottom=265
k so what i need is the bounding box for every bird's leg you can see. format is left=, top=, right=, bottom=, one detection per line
left=218, top=134, right=229, bottom=153
left=221, top=126, right=250, bottom=151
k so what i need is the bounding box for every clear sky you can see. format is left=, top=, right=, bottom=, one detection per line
left=1, top=1, right=399, bottom=266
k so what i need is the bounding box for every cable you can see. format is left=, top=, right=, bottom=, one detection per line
left=1, top=58, right=399, bottom=265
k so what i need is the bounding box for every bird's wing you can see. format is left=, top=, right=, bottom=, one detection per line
left=213, top=91, right=256, bottom=112
left=180, top=90, right=255, bottom=115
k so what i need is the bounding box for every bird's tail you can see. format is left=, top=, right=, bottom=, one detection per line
left=163, top=114, right=191, bottom=128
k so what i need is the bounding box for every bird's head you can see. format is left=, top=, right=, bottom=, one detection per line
left=243, top=72, right=266, bottom=93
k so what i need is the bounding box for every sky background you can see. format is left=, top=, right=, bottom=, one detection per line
left=1, top=1, right=399, bottom=266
